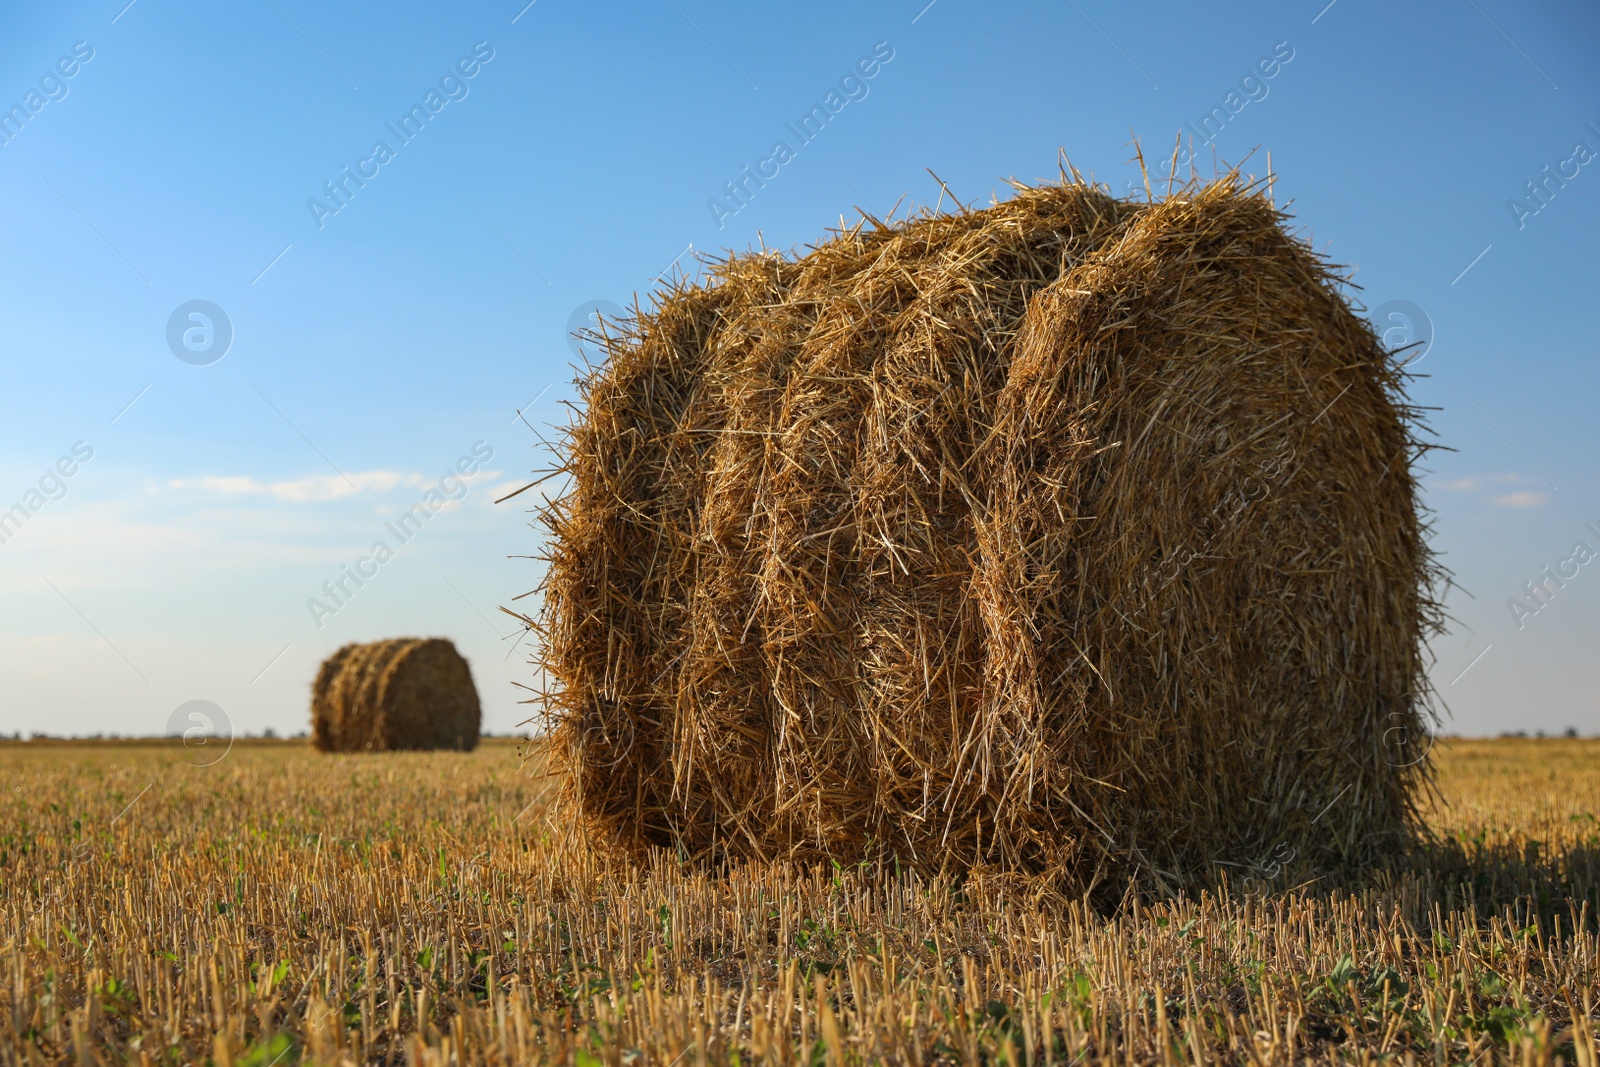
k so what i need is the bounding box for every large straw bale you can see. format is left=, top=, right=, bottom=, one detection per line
left=532, top=171, right=1442, bottom=898
left=312, top=637, right=480, bottom=752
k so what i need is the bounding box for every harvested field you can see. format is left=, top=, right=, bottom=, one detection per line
left=2, top=736, right=1597, bottom=1065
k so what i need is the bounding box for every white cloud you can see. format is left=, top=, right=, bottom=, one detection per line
left=167, top=470, right=429, bottom=503
left=0, top=496, right=350, bottom=592
left=1436, top=472, right=1528, bottom=492
left=1490, top=491, right=1548, bottom=508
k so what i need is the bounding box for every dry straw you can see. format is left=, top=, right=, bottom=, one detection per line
left=530, top=164, right=1444, bottom=899
left=312, top=637, right=481, bottom=752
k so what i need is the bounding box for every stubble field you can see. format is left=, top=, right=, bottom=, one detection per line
left=1, top=736, right=1597, bottom=1066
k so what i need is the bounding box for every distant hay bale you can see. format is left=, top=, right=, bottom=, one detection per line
left=311, top=638, right=480, bottom=752
left=533, top=170, right=1443, bottom=898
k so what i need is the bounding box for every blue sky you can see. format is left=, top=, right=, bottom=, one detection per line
left=0, top=0, right=1595, bottom=739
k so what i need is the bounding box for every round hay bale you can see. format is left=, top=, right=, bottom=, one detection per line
left=534, top=172, right=1442, bottom=897
left=311, top=637, right=481, bottom=752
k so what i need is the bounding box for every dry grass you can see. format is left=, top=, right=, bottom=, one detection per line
left=2, top=736, right=1597, bottom=1065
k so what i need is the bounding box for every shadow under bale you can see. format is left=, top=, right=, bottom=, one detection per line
left=530, top=168, right=1444, bottom=900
